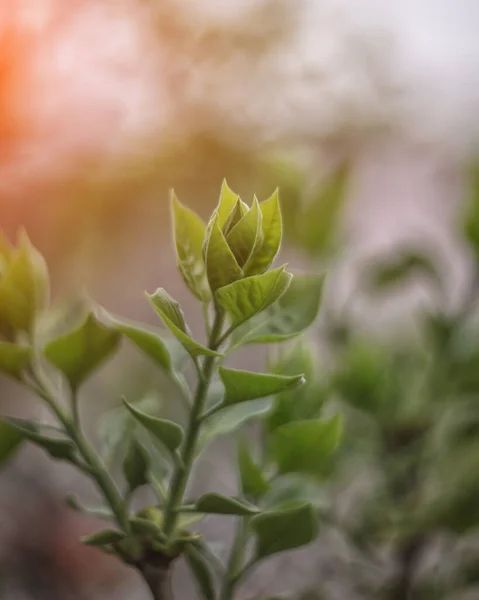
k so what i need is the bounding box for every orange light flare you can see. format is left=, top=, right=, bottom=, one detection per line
left=0, top=0, right=174, bottom=243
left=0, top=0, right=53, bottom=234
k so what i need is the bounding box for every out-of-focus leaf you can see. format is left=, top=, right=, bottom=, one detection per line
left=0, top=342, right=31, bottom=380
left=123, top=438, right=150, bottom=494
left=363, top=251, right=441, bottom=293
left=82, top=529, right=126, bottom=547
left=0, top=419, right=24, bottom=466
left=1, top=417, right=77, bottom=462
left=251, top=502, right=318, bottom=559
left=0, top=230, right=49, bottom=334
left=185, top=544, right=216, bottom=600
left=43, top=312, right=121, bottom=389
left=238, top=440, right=270, bottom=498
left=271, top=415, right=342, bottom=477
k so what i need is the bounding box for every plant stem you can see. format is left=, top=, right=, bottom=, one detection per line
left=162, top=310, right=224, bottom=540
left=29, top=363, right=130, bottom=533
left=138, top=552, right=174, bottom=600
left=219, top=517, right=250, bottom=600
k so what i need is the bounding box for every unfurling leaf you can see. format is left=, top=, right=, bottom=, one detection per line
left=251, top=502, right=318, bottom=559
left=244, top=189, right=282, bottom=276
left=147, top=289, right=221, bottom=358
left=195, top=493, right=260, bottom=515
left=223, top=199, right=246, bottom=236
left=238, top=441, right=270, bottom=498
left=215, top=267, right=292, bottom=331
left=185, top=543, right=217, bottom=600
left=123, top=438, right=150, bottom=493
left=0, top=342, right=31, bottom=380
left=204, top=215, right=243, bottom=291
left=123, top=398, right=183, bottom=454
left=43, top=312, right=121, bottom=389
left=232, top=275, right=324, bottom=345
left=271, top=415, right=342, bottom=477
left=216, top=180, right=240, bottom=229
left=219, top=367, right=304, bottom=405
left=172, top=193, right=211, bottom=302
left=226, top=197, right=263, bottom=268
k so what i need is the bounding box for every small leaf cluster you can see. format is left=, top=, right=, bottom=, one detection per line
left=0, top=181, right=337, bottom=600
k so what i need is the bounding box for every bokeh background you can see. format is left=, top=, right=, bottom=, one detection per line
left=1, top=0, right=479, bottom=598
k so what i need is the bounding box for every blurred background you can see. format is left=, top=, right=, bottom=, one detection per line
left=1, top=0, right=479, bottom=598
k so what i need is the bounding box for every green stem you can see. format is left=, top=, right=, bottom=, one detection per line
left=162, top=310, right=224, bottom=540
left=219, top=517, right=250, bottom=600
left=30, top=363, right=130, bottom=534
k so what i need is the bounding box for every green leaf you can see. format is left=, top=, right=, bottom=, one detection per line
left=251, top=502, right=318, bottom=559
left=219, top=367, right=304, bottom=405
left=123, top=438, right=150, bottom=493
left=185, top=544, right=216, bottom=600
left=198, top=398, right=273, bottom=450
left=271, top=415, right=342, bottom=476
left=65, top=493, right=114, bottom=521
left=3, top=417, right=77, bottom=462
left=223, top=199, right=246, bottom=236
left=43, top=311, right=121, bottom=389
left=147, top=289, right=221, bottom=359
left=232, top=275, right=324, bottom=345
left=0, top=419, right=24, bottom=466
left=195, top=493, right=260, bottom=515
left=82, top=529, right=126, bottom=546
left=172, top=193, right=211, bottom=302
left=216, top=180, right=240, bottom=229
left=215, top=267, right=292, bottom=331
left=204, top=214, right=243, bottom=292
left=238, top=440, right=270, bottom=498
left=0, top=342, right=31, bottom=380
left=244, top=189, right=282, bottom=276
left=226, top=197, right=263, bottom=268
left=101, top=312, right=172, bottom=372
left=99, top=394, right=165, bottom=468
left=123, top=398, right=183, bottom=453
left=0, top=230, right=49, bottom=335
